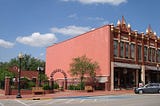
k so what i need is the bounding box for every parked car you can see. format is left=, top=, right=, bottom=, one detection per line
left=134, top=83, right=160, bottom=94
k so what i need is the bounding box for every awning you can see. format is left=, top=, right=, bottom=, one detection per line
left=114, top=62, right=141, bottom=69
left=114, top=62, right=160, bottom=71
left=145, top=66, right=160, bottom=71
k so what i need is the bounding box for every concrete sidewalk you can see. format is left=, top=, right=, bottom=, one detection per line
left=0, top=90, right=134, bottom=100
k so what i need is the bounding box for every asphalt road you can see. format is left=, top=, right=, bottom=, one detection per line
left=0, top=94, right=160, bottom=106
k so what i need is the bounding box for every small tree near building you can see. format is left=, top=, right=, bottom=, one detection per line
left=70, top=55, right=99, bottom=90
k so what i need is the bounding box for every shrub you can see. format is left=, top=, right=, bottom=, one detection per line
left=77, top=82, right=85, bottom=90
left=54, top=83, right=59, bottom=89
left=68, top=85, right=76, bottom=90
left=43, top=84, right=51, bottom=90
left=20, top=77, right=30, bottom=89
left=28, top=81, right=36, bottom=88
left=68, top=82, right=85, bottom=90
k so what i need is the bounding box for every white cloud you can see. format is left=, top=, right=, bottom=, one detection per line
left=87, top=17, right=105, bottom=21
left=68, top=13, right=78, bottom=19
left=16, top=32, right=57, bottom=47
left=62, top=0, right=127, bottom=5
left=40, top=53, right=44, bottom=57
left=51, top=25, right=91, bottom=36
left=0, top=39, right=14, bottom=48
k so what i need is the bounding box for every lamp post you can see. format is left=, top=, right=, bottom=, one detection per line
left=16, top=53, right=23, bottom=98
left=37, top=67, right=44, bottom=87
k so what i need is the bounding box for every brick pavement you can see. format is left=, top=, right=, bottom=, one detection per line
left=0, top=90, right=134, bottom=100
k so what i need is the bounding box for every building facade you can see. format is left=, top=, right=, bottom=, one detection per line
left=46, top=17, right=160, bottom=91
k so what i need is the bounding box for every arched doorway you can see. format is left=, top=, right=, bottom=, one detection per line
left=50, top=69, right=67, bottom=91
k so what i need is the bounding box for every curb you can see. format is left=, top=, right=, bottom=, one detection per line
left=0, top=90, right=134, bottom=100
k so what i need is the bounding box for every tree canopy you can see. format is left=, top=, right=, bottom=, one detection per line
left=70, top=55, right=99, bottom=86
left=8, top=54, right=45, bottom=71
left=0, top=62, right=15, bottom=81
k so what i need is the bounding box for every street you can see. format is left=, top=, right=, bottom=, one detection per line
left=0, top=94, right=160, bottom=106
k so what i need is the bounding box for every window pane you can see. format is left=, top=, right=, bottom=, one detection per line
left=158, top=50, right=160, bottom=62
left=138, top=45, right=142, bottom=61
left=125, top=43, right=129, bottom=58
left=144, top=46, right=148, bottom=61
left=114, top=40, right=118, bottom=57
left=151, top=48, right=156, bottom=62
left=131, top=44, right=135, bottom=59
left=148, top=48, right=156, bottom=62
left=148, top=48, right=151, bottom=61
left=120, top=42, right=124, bottom=58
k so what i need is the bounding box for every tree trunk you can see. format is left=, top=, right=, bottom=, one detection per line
left=80, top=76, right=84, bottom=90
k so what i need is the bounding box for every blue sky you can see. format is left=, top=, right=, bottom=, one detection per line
left=0, top=0, right=160, bottom=62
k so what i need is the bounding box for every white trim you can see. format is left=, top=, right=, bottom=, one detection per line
left=145, top=66, right=160, bottom=71
left=114, top=62, right=141, bottom=69
left=96, top=76, right=108, bottom=83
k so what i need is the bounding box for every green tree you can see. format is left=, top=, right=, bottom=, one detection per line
left=70, top=55, right=99, bottom=89
left=0, top=62, right=14, bottom=89
left=38, top=73, right=48, bottom=82
left=8, top=54, right=45, bottom=71
left=0, top=54, right=46, bottom=89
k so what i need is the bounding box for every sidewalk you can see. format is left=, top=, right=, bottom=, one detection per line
left=0, top=90, right=134, bottom=100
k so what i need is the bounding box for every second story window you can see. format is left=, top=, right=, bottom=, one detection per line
left=151, top=48, right=156, bottom=62
left=120, top=42, right=124, bottom=58
left=148, top=48, right=151, bottom=61
left=149, top=48, right=156, bottom=62
left=114, top=40, right=118, bottom=57
left=144, top=46, right=148, bottom=61
left=131, top=43, right=135, bottom=59
left=125, top=43, right=129, bottom=58
left=157, top=49, right=160, bottom=62
left=138, top=45, right=142, bottom=61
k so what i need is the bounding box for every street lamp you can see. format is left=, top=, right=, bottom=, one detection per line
left=37, top=67, right=44, bottom=87
left=16, top=52, right=23, bottom=98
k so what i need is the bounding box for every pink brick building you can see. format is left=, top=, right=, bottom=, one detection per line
left=46, top=17, right=160, bottom=91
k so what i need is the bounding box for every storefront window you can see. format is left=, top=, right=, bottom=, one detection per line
left=131, top=44, right=135, bottom=59
left=114, top=40, right=118, bottom=57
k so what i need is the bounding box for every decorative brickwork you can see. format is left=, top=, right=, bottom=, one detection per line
left=50, top=69, right=67, bottom=90
left=5, top=77, right=11, bottom=95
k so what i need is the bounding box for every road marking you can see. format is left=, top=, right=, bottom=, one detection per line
left=47, top=99, right=67, bottom=105
left=80, top=99, right=85, bottom=103
left=65, top=99, right=74, bottom=104
left=0, top=102, right=4, bottom=106
left=30, top=99, right=51, bottom=105
left=15, top=99, right=30, bottom=106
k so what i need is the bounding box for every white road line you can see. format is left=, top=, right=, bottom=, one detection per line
left=15, top=99, right=30, bottom=106
left=94, top=99, right=97, bottom=102
left=65, top=99, right=74, bottom=104
left=30, top=99, right=51, bottom=106
left=0, top=102, right=4, bottom=106
left=80, top=99, right=85, bottom=103
left=47, top=99, right=67, bottom=105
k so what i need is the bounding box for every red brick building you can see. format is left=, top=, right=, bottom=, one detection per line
left=10, top=66, right=38, bottom=83
left=46, top=17, right=160, bottom=90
